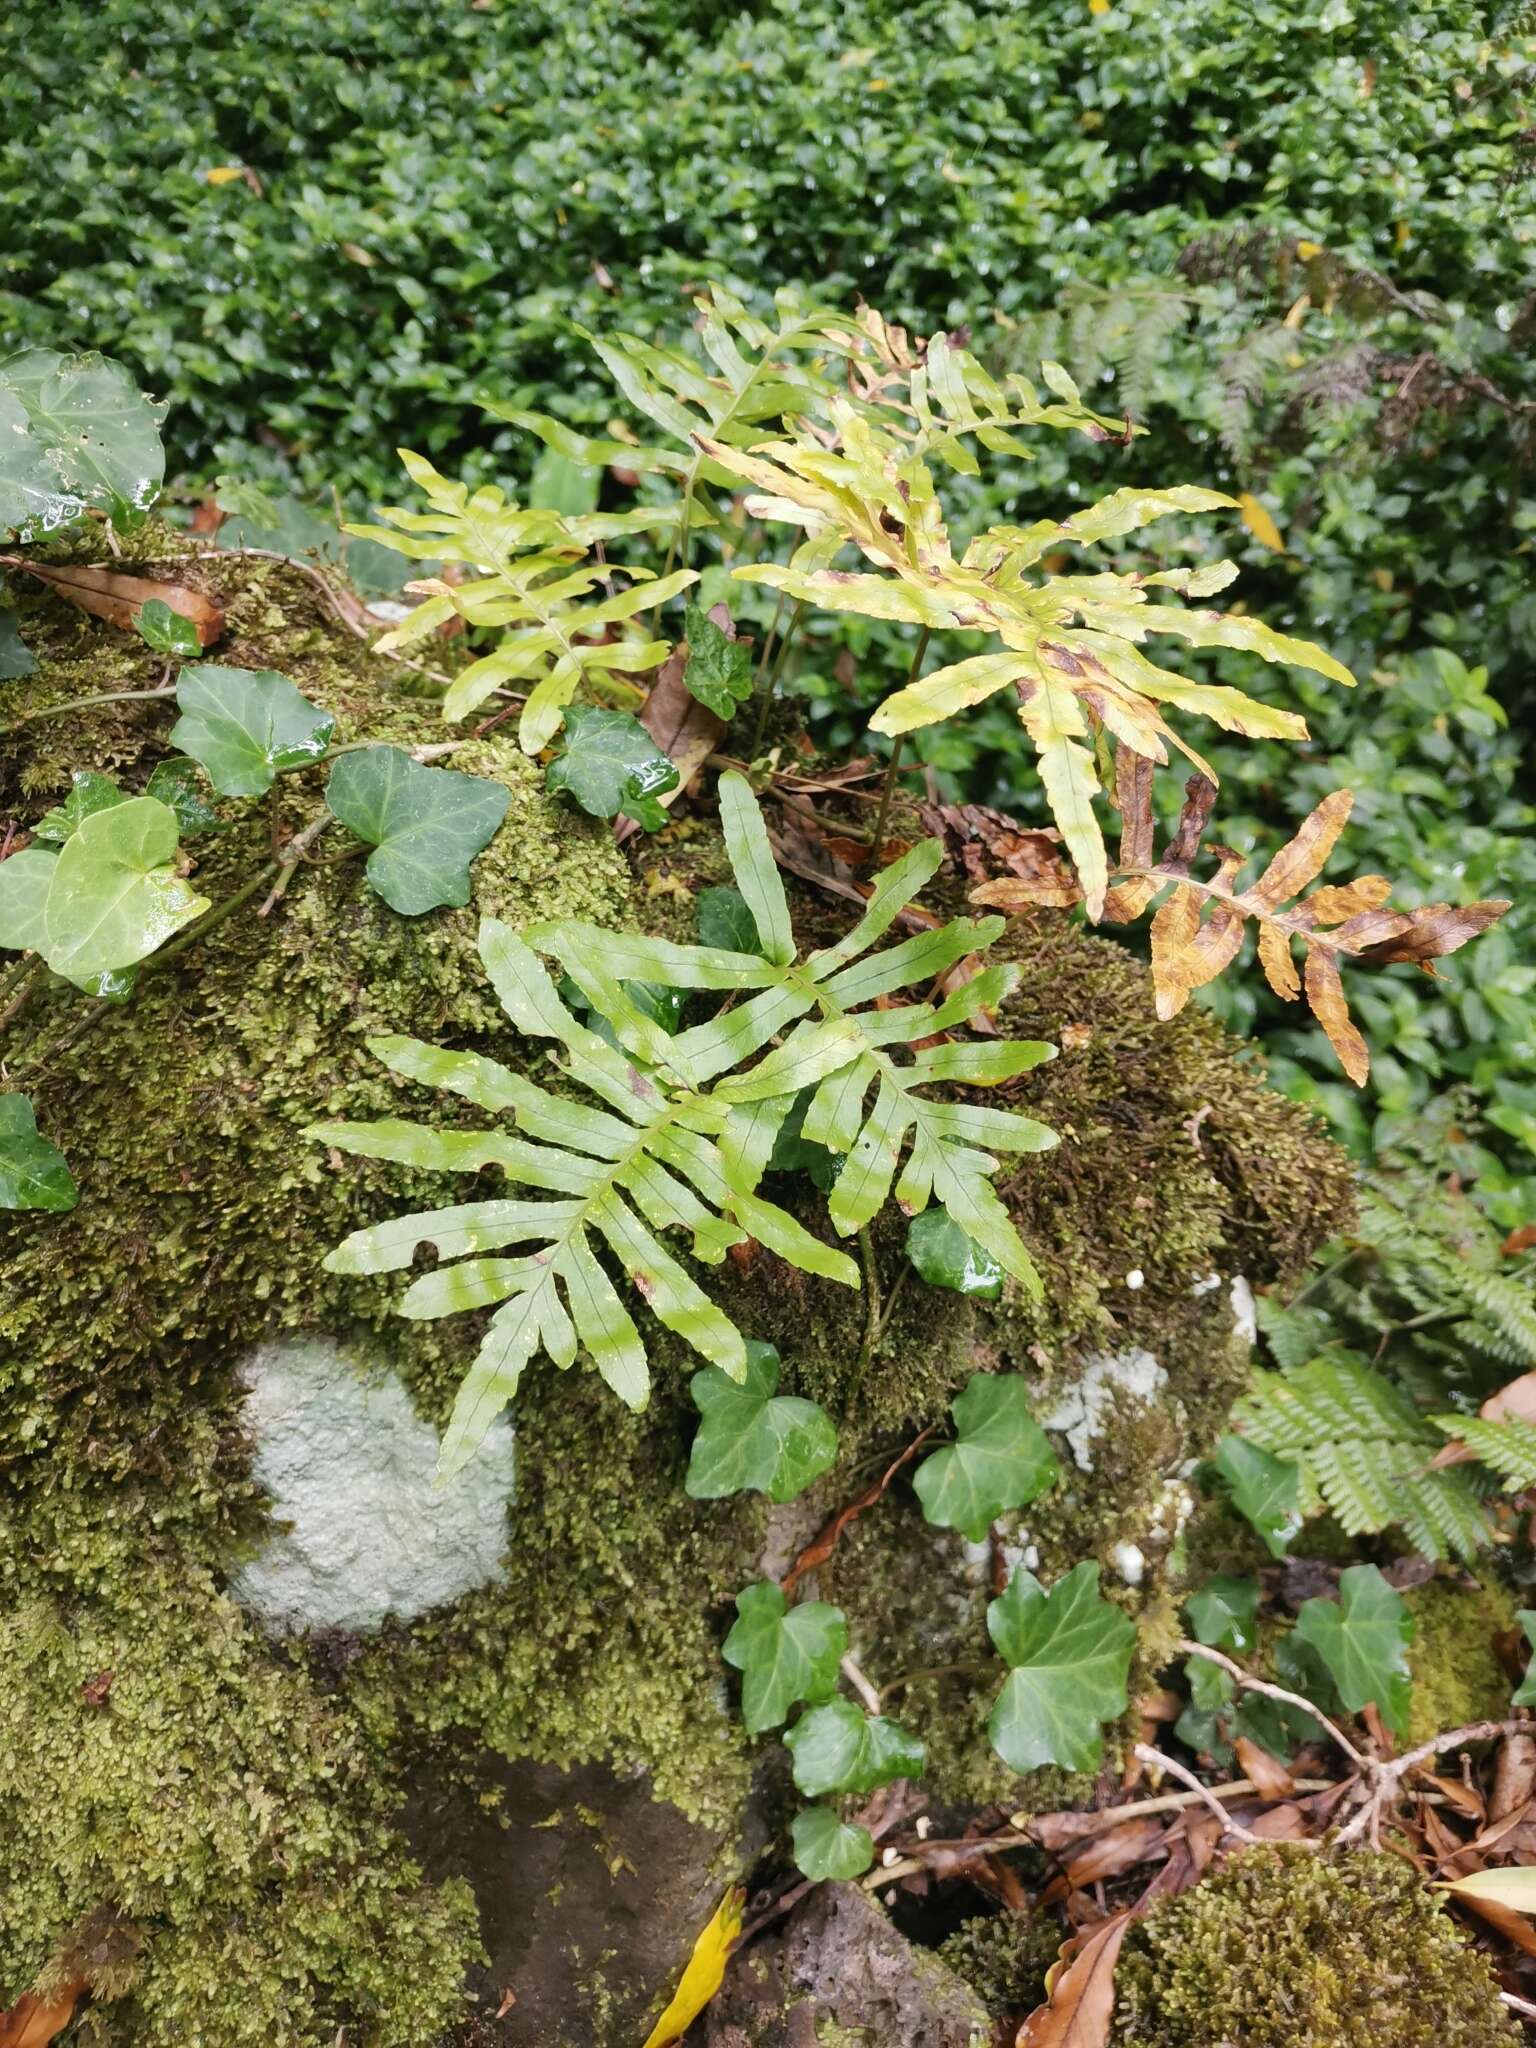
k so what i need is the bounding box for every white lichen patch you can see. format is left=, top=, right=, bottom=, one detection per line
left=229, top=1337, right=516, bottom=1632
left=1038, top=1347, right=1167, bottom=1473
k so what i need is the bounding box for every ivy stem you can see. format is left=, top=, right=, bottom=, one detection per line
left=8, top=684, right=177, bottom=728
left=847, top=1222, right=883, bottom=1417
left=870, top=626, right=930, bottom=857
left=0, top=957, right=43, bottom=1031
left=258, top=811, right=336, bottom=916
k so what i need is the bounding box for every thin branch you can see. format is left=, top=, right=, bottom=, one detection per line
left=1177, top=1639, right=1372, bottom=1770
left=1132, top=1744, right=1268, bottom=1844
left=841, top=1654, right=883, bottom=1716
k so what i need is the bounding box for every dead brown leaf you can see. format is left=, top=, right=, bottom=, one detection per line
left=1303, top=944, right=1369, bottom=1085
left=1451, top=1888, right=1536, bottom=1960
left=0, top=1983, right=84, bottom=2048
left=1, top=559, right=223, bottom=645
left=1017, top=1911, right=1133, bottom=2048
left=779, top=1428, right=936, bottom=1599
left=613, top=644, right=725, bottom=846
left=1233, top=1737, right=1295, bottom=1801
left=1492, top=1733, right=1536, bottom=1822
left=1354, top=899, right=1512, bottom=967
left=1064, top=1818, right=1169, bottom=1890
left=1484, top=1373, right=1536, bottom=1426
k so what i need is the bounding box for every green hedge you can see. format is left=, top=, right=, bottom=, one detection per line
left=2, top=0, right=1532, bottom=1184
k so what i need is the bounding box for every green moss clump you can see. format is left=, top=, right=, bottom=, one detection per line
left=0, top=1568, right=477, bottom=2046
left=1403, top=1576, right=1520, bottom=1750
left=1114, top=1843, right=1520, bottom=2048
left=937, top=1910, right=1060, bottom=2017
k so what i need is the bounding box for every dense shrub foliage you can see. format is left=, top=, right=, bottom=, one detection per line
left=1, top=0, right=1532, bottom=1173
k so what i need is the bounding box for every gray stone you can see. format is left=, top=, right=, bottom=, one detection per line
left=229, top=1336, right=516, bottom=1631
left=707, top=1881, right=992, bottom=2047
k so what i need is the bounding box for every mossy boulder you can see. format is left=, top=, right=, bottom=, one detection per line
left=0, top=538, right=1352, bottom=2043
left=1113, top=1842, right=1520, bottom=2048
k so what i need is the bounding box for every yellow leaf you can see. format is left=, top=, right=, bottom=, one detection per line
left=1283, top=289, right=1310, bottom=330
left=640, top=1887, right=745, bottom=2048
left=1443, top=1868, right=1536, bottom=1914
left=1090, top=0, right=1112, bottom=12
left=1238, top=493, right=1285, bottom=553
left=1296, top=239, right=1324, bottom=260
left=205, top=166, right=245, bottom=186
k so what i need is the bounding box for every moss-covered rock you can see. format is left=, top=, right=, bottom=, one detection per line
left=0, top=536, right=1353, bottom=2042
left=1403, top=1575, right=1521, bottom=1751
left=1113, top=1843, right=1520, bottom=2048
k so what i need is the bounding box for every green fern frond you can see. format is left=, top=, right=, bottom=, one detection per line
left=1237, top=1354, right=1491, bottom=1562
left=1463, top=1268, right=1536, bottom=1368
left=1434, top=1414, right=1536, bottom=1491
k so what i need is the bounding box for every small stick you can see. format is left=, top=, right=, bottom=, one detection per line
left=841, top=1654, right=883, bottom=1716
left=1132, top=1744, right=1268, bottom=1845
left=1178, top=1639, right=1372, bottom=1771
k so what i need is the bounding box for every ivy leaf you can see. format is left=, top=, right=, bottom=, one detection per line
left=171, top=663, right=335, bottom=796
left=696, top=884, right=762, bottom=956
left=325, top=745, right=511, bottom=914
left=1213, top=1434, right=1302, bottom=1558
left=791, top=1807, right=874, bottom=1882
left=1186, top=1576, right=1260, bottom=1654
left=986, top=1560, right=1136, bottom=1775
left=0, top=347, right=166, bottom=538
left=1186, top=1655, right=1234, bottom=1713
left=145, top=757, right=224, bottom=836
left=784, top=1698, right=925, bottom=1797
left=0, top=846, right=57, bottom=952
left=0, top=606, right=34, bottom=679
left=136, top=597, right=202, bottom=657
left=913, top=1372, right=1059, bottom=1541
left=1292, top=1563, right=1413, bottom=1735
left=41, top=795, right=207, bottom=979
left=546, top=705, right=680, bottom=831
left=686, top=1340, right=838, bottom=1504
left=1513, top=1612, right=1536, bottom=1709
left=33, top=770, right=129, bottom=844
left=682, top=602, right=753, bottom=720
left=905, top=1207, right=1003, bottom=1299
left=721, top=1581, right=846, bottom=1735
left=0, top=1093, right=77, bottom=1211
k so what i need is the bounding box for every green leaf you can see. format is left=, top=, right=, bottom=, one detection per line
left=1513, top=1611, right=1536, bottom=1709
left=325, top=745, right=511, bottom=914
left=913, top=1373, right=1059, bottom=1542
left=785, top=1698, right=925, bottom=1797
left=33, top=770, right=128, bottom=844
left=986, top=1560, right=1136, bottom=1775
left=546, top=705, right=680, bottom=831
left=790, top=1806, right=873, bottom=1882
left=686, top=1340, right=838, bottom=1504
left=683, top=602, right=753, bottom=719
left=0, top=348, right=166, bottom=538
left=171, top=663, right=335, bottom=796
left=1213, top=1435, right=1302, bottom=1559
left=0, top=607, right=34, bottom=679
left=721, top=1581, right=846, bottom=1735
left=905, top=1208, right=1003, bottom=1300
left=718, top=769, right=794, bottom=965
left=1186, top=1576, right=1260, bottom=1655
left=145, top=757, right=223, bottom=836
left=527, top=445, right=601, bottom=517
left=0, top=1093, right=77, bottom=1211
left=1185, top=1653, right=1235, bottom=1714
left=0, top=846, right=57, bottom=952
left=40, top=795, right=207, bottom=979
left=136, top=598, right=202, bottom=657
left=1293, top=1564, right=1414, bottom=1736
left=696, top=885, right=762, bottom=956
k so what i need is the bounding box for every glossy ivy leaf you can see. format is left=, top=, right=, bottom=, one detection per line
left=528, top=772, right=1059, bottom=1295
left=686, top=1340, right=837, bottom=1504
left=1292, top=1564, right=1413, bottom=1735
left=0, top=1093, right=77, bottom=1212
left=784, top=1698, right=925, bottom=1798
left=145, top=757, right=223, bottom=836
left=1186, top=1653, right=1234, bottom=1713
left=791, top=1807, right=873, bottom=1882
left=136, top=597, right=201, bottom=657
left=721, top=1581, right=846, bottom=1735
left=0, top=606, right=34, bottom=679
left=905, top=1207, right=1003, bottom=1300
left=683, top=601, right=753, bottom=719
left=325, top=745, right=511, bottom=914
left=546, top=705, right=680, bottom=831
left=1513, top=1612, right=1536, bottom=1709
left=986, top=1561, right=1136, bottom=1775
left=1186, top=1576, right=1260, bottom=1655
left=913, top=1373, right=1058, bottom=1541
left=0, top=846, right=57, bottom=952
left=33, top=770, right=128, bottom=844
left=171, top=663, right=335, bottom=796
left=41, top=795, right=207, bottom=980
left=696, top=884, right=762, bottom=956
left=1212, top=1435, right=1302, bottom=1559
left=0, top=348, right=166, bottom=539
left=311, top=924, right=858, bottom=1477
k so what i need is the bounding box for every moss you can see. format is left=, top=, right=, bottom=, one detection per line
left=1403, top=1576, right=1520, bottom=1750
left=1113, top=1843, right=1519, bottom=2048
left=937, top=1909, right=1060, bottom=2017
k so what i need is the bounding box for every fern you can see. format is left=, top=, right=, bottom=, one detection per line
left=1237, top=1353, right=1491, bottom=1563
left=345, top=449, right=698, bottom=750
left=1433, top=1415, right=1536, bottom=1491
left=310, top=776, right=1057, bottom=1475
